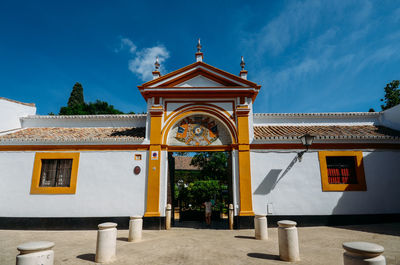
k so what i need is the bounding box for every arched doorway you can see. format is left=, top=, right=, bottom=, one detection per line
left=164, top=113, right=235, bottom=228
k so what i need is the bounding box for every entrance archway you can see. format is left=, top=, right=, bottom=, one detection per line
left=167, top=151, right=233, bottom=229
left=164, top=112, right=235, bottom=229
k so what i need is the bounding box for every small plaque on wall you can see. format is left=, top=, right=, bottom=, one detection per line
left=134, top=154, right=142, bottom=160
left=134, top=166, right=141, bottom=175
left=151, top=151, right=159, bottom=160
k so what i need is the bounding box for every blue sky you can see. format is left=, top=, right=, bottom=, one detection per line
left=0, top=0, right=399, bottom=114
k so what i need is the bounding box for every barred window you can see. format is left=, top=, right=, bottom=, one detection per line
left=31, top=153, right=80, bottom=194
left=318, top=151, right=366, bottom=191
left=326, top=156, right=357, bottom=184
left=39, top=159, right=73, bottom=187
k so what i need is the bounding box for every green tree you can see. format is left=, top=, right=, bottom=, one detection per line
left=84, top=100, right=124, bottom=114
left=67, top=82, right=85, bottom=107
left=59, top=82, right=129, bottom=115
left=190, top=152, right=229, bottom=182
left=381, top=80, right=400, bottom=110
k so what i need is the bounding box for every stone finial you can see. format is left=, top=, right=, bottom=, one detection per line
left=195, top=38, right=203, bottom=62
left=239, top=56, right=248, bottom=79
left=240, top=56, right=245, bottom=70
left=154, top=56, right=160, bottom=70
left=152, top=57, right=161, bottom=80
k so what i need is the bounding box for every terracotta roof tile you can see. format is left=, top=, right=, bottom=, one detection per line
left=0, top=127, right=145, bottom=142
left=253, top=125, right=400, bottom=140
left=0, top=97, right=36, bottom=107
left=174, top=156, right=199, bottom=170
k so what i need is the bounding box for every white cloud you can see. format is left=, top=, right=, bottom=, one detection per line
left=354, top=45, right=400, bottom=73
left=128, top=46, right=170, bottom=81
left=244, top=0, right=373, bottom=58
left=116, top=38, right=170, bottom=81
left=115, top=38, right=137, bottom=53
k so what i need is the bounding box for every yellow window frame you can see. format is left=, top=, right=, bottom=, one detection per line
left=30, top=152, right=80, bottom=194
left=318, top=151, right=366, bottom=191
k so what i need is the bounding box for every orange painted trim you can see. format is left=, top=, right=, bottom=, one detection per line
left=0, top=145, right=149, bottom=151
left=238, top=148, right=254, bottom=216
left=250, top=143, right=400, bottom=150
left=166, top=145, right=234, bottom=152
left=318, top=151, right=367, bottom=192
left=30, top=152, right=80, bottom=194
left=144, top=211, right=161, bottom=217
left=140, top=90, right=258, bottom=101
left=138, top=61, right=260, bottom=89
left=161, top=106, right=238, bottom=145
left=165, top=101, right=235, bottom=121
left=145, top=145, right=162, bottom=216
left=239, top=210, right=255, bottom=216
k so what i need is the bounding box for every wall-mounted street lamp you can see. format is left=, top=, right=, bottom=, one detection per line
left=297, top=133, right=315, bottom=162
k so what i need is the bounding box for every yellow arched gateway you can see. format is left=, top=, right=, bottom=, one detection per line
left=139, top=50, right=260, bottom=227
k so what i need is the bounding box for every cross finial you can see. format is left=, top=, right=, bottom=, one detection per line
left=197, top=38, right=202, bottom=53
left=154, top=56, right=160, bottom=70
left=240, top=56, right=245, bottom=70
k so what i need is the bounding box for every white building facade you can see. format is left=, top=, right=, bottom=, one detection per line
left=1, top=51, right=399, bottom=229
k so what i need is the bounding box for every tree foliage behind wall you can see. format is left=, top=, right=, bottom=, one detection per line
left=381, top=80, right=400, bottom=111
left=58, top=82, right=129, bottom=115
left=190, top=152, right=229, bottom=183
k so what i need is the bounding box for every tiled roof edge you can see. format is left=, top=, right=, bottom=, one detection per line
left=22, top=114, right=147, bottom=120
left=253, top=135, right=400, bottom=140
left=0, top=138, right=145, bottom=144
left=0, top=97, right=36, bottom=107
left=253, top=112, right=380, bottom=117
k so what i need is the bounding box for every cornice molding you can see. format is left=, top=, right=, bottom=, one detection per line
left=22, top=114, right=147, bottom=121
left=0, top=138, right=145, bottom=144
left=253, top=112, right=380, bottom=118
left=252, top=135, right=400, bottom=141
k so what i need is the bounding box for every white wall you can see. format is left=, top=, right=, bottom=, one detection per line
left=380, top=104, right=400, bottom=131
left=0, top=151, right=147, bottom=217
left=0, top=99, right=36, bottom=132
left=21, top=115, right=146, bottom=128
left=250, top=150, right=400, bottom=216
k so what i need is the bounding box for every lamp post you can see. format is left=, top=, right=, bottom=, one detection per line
left=298, top=133, right=315, bottom=162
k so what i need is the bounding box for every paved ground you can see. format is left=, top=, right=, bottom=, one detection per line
left=1, top=223, right=399, bottom=265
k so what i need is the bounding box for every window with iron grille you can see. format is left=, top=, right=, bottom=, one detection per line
left=318, top=151, right=366, bottom=191
left=326, top=156, right=357, bottom=184
left=31, top=152, right=80, bottom=194
left=39, top=159, right=73, bottom=187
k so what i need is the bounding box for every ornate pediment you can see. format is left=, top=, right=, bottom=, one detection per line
left=176, top=75, right=225, bottom=87
left=138, top=61, right=261, bottom=100
left=167, top=115, right=232, bottom=146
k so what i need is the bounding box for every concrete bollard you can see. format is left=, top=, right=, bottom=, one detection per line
left=128, top=216, right=143, bottom=242
left=278, top=220, right=300, bottom=262
left=16, top=241, right=55, bottom=265
left=95, top=222, right=117, bottom=263
left=229, top=204, right=234, bottom=230
left=166, top=204, right=172, bottom=230
left=343, top=242, right=386, bottom=265
left=254, top=215, right=268, bottom=240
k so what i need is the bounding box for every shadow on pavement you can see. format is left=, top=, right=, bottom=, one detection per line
left=117, top=237, right=129, bottom=242
left=333, top=223, right=400, bottom=237
left=235, top=235, right=255, bottom=239
left=173, top=220, right=228, bottom=229
left=76, top=253, right=95, bottom=262
left=247, top=253, right=280, bottom=260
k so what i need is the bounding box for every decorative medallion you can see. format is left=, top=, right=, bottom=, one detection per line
left=175, top=116, right=219, bottom=146
left=134, top=166, right=141, bottom=175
